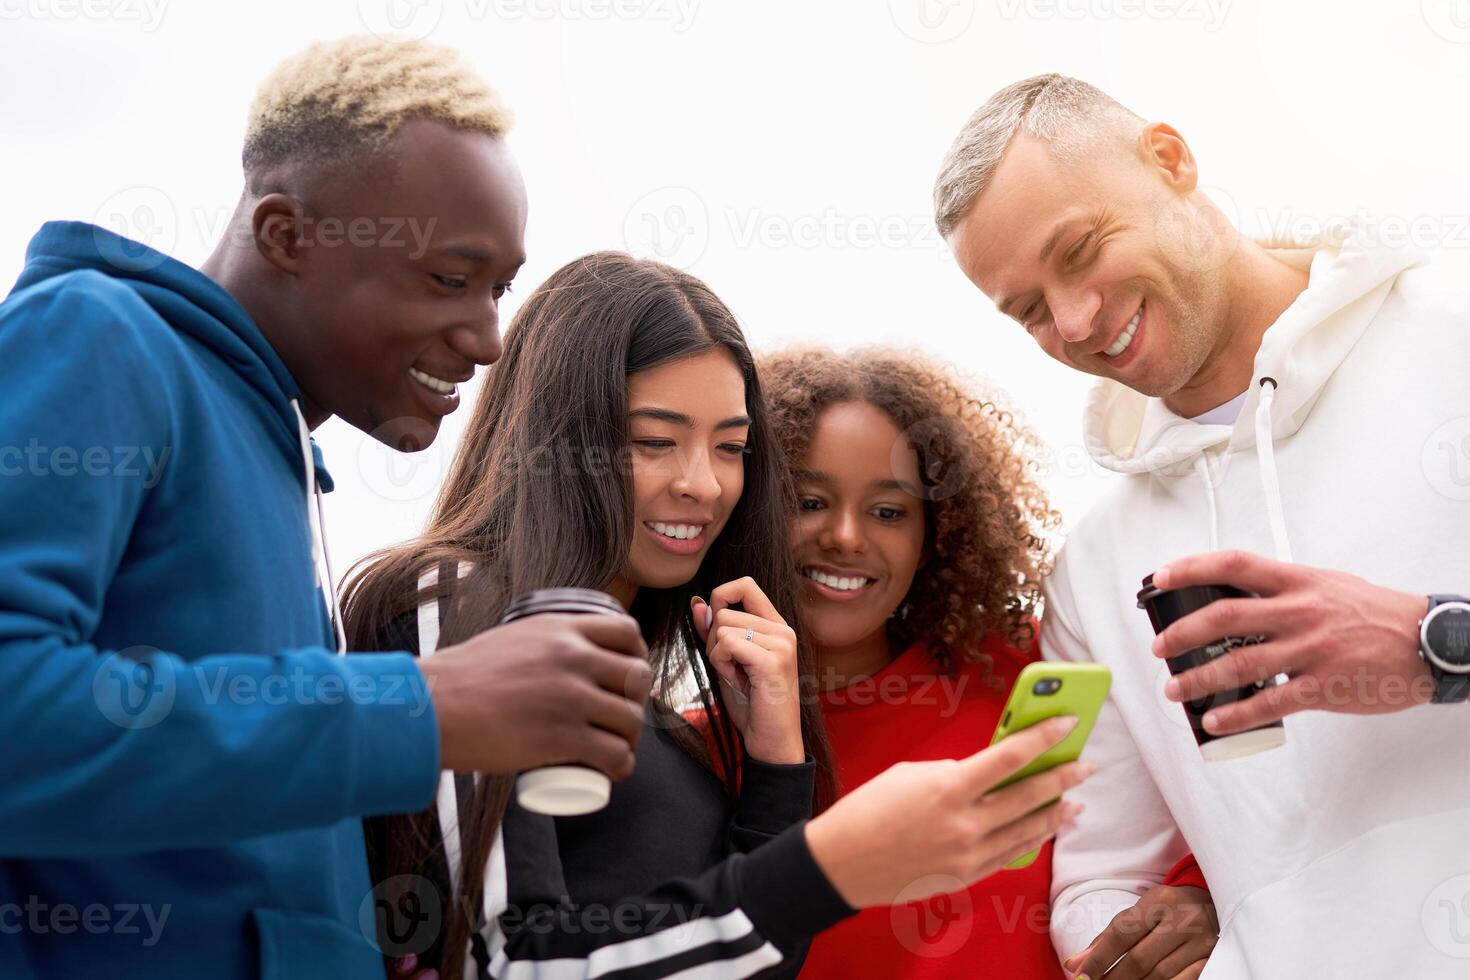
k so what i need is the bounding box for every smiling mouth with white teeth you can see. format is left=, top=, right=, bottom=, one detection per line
left=802, top=568, right=874, bottom=592
left=648, top=522, right=705, bottom=541
left=1102, top=300, right=1144, bottom=359
left=409, top=366, right=458, bottom=395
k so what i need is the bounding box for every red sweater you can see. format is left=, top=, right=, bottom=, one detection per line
left=800, top=636, right=1206, bottom=979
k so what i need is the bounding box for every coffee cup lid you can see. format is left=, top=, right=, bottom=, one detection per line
left=502, top=588, right=625, bottom=623
left=516, top=766, right=612, bottom=816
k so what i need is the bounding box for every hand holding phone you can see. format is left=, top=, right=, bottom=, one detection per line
left=990, top=662, right=1112, bottom=868
left=804, top=715, right=1095, bottom=909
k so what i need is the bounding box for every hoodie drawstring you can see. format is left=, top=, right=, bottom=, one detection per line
left=1253, top=377, right=1294, bottom=563
left=1194, top=455, right=1221, bottom=552
left=291, top=399, right=347, bottom=653
left=1190, top=378, right=1294, bottom=563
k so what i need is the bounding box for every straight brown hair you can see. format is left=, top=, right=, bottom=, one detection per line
left=342, top=251, right=835, bottom=978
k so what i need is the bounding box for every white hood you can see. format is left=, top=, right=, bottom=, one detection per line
left=1083, top=222, right=1425, bottom=561
left=1042, top=221, right=1470, bottom=978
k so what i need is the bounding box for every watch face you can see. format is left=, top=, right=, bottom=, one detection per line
left=1424, top=603, right=1470, bottom=671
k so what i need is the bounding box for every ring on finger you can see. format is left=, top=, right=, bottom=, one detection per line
left=744, top=628, right=755, bottom=643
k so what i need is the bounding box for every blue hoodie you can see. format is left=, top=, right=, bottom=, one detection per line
left=0, top=222, right=440, bottom=979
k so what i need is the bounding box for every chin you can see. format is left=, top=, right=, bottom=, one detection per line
left=369, top=413, right=442, bottom=453
left=629, top=562, right=701, bottom=593
left=808, top=609, right=887, bottom=650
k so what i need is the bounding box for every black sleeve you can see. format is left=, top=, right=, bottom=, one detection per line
left=372, top=589, right=853, bottom=979
left=727, top=755, right=816, bottom=855
left=484, top=819, right=854, bottom=979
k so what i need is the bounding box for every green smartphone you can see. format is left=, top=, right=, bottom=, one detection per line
left=989, top=662, right=1112, bottom=869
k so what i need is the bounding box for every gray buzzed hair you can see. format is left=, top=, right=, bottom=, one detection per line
left=933, top=74, right=1144, bottom=238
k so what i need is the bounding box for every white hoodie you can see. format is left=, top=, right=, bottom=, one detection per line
left=1043, top=222, right=1470, bottom=978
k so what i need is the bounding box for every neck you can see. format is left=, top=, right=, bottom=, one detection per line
left=1163, top=240, right=1310, bottom=419
left=605, top=575, right=638, bottom=610
left=201, top=216, right=330, bottom=430
left=814, top=627, right=899, bottom=692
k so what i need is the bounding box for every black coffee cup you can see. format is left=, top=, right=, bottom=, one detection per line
left=501, top=588, right=629, bottom=814
left=1137, top=575, right=1286, bottom=761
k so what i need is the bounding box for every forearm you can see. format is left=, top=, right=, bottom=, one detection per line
left=0, top=638, right=439, bottom=856
left=727, top=754, right=816, bottom=854
left=490, top=821, right=852, bottom=978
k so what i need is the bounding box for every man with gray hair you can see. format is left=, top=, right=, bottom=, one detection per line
left=935, top=74, right=1470, bottom=978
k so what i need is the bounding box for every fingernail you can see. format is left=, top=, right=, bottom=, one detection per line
left=1164, top=678, right=1182, bottom=700
left=704, top=605, right=713, bottom=631
left=1203, top=711, right=1220, bottom=732
left=1078, top=761, right=1099, bottom=779
left=399, top=954, right=418, bottom=973
left=1153, top=565, right=1170, bottom=588
left=1055, top=715, right=1080, bottom=735
left=420, top=972, right=440, bottom=980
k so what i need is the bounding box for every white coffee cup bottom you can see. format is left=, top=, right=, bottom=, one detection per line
left=516, top=766, right=612, bottom=816
left=1199, top=725, right=1286, bottom=762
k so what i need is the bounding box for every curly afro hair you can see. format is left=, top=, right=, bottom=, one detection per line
left=759, top=346, right=1061, bottom=672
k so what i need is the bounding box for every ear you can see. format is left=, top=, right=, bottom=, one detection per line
left=1137, top=122, right=1198, bottom=195
left=250, top=193, right=308, bottom=276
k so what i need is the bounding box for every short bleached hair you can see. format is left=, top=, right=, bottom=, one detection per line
left=242, top=34, right=513, bottom=176
left=933, top=73, right=1143, bottom=238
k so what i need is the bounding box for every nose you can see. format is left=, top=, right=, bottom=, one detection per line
left=449, top=302, right=504, bottom=367
left=670, top=447, right=722, bottom=504
left=1048, top=283, right=1103, bottom=346
left=817, top=506, right=866, bottom=555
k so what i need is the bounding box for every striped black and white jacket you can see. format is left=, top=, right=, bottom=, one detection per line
left=366, top=568, right=854, bottom=979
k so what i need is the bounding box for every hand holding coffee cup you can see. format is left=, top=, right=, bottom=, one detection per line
left=1137, top=575, right=1286, bottom=761
left=498, top=588, right=648, bottom=815
left=1146, top=549, right=1443, bottom=724
left=418, top=598, right=652, bottom=790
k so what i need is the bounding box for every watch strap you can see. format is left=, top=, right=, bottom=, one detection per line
left=1425, top=595, right=1470, bottom=704
left=1434, top=672, right=1470, bottom=704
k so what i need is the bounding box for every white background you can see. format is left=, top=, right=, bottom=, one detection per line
left=3, top=0, right=1468, bottom=574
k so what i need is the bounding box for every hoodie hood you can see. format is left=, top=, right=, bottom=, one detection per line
left=11, top=221, right=343, bottom=645
left=1080, top=219, right=1427, bottom=562
left=14, top=221, right=312, bottom=459
left=1084, top=219, right=1426, bottom=476
left=14, top=221, right=336, bottom=490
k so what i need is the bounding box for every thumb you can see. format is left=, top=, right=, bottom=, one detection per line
left=1062, top=944, right=1094, bottom=973
left=691, top=595, right=713, bottom=645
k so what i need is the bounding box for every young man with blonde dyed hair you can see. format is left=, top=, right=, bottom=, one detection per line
left=936, top=74, right=1470, bottom=978
left=0, top=36, right=651, bottom=979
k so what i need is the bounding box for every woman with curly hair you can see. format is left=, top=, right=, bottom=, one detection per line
left=760, top=347, right=1217, bottom=979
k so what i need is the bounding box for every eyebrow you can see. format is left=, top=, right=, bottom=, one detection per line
left=796, top=469, right=911, bottom=493
left=431, top=244, right=527, bottom=266
left=628, top=407, right=752, bottom=431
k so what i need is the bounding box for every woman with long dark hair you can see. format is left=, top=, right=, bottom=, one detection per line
left=345, top=254, right=1093, bottom=980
